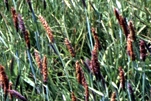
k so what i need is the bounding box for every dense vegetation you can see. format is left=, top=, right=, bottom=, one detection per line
left=0, top=0, right=151, bottom=101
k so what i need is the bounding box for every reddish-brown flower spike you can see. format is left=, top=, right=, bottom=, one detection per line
left=128, top=21, right=136, bottom=41
left=75, top=61, right=82, bottom=84
left=18, top=14, right=26, bottom=35
left=24, top=30, right=30, bottom=49
left=64, top=38, right=75, bottom=57
left=71, top=92, right=76, bottom=101
left=114, top=8, right=129, bottom=38
left=38, top=15, right=54, bottom=43
left=42, top=55, right=48, bottom=83
left=110, top=92, right=116, bottom=101
left=139, top=40, right=147, bottom=61
left=127, top=34, right=135, bottom=61
left=114, top=8, right=121, bottom=24
left=85, top=84, right=89, bottom=101
left=118, top=67, right=125, bottom=90
left=90, top=43, right=100, bottom=79
left=11, top=7, right=18, bottom=32
left=91, top=27, right=101, bottom=50
left=34, top=49, right=42, bottom=69
left=75, top=61, right=87, bottom=86
left=0, top=65, right=9, bottom=94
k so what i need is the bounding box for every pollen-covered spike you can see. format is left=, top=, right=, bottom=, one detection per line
left=127, top=34, right=135, bottom=61
left=34, top=49, right=42, bottom=69
left=139, top=40, right=147, bottom=61
left=42, top=55, right=48, bottom=83
left=64, top=38, right=75, bottom=57
left=38, top=15, right=54, bottom=43
left=110, top=92, right=116, bottom=101
left=0, top=65, right=9, bottom=94
left=18, top=14, right=26, bottom=36
left=128, top=21, right=136, bottom=41
left=84, top=84, right=89, bottom=101
left=11, top=7, right=18, bottom=32
left=71, top=92, right=76, bottom=101
left=91, top=27, right=101, bottom=50
left=118, top=67, right=125, bottom=90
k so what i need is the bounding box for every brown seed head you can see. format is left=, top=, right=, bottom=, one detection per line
left=90, top=43, right=100, bottom=78
left=114, top=8, right=129, bottom=38
left=71, top=92, right=76, bottom=101
left=0, top=65, right=9, bottom=94
left=84, top=84, right=89, bottom=101
left=38, top=15, right=54, bottom=43
left=127, top=34, right=135, bottom=60
left=11, top=7, right=18, bottom=32
left=139, top=40, right=147, bottom=61
left=64, top=38, right=75, bottom=57
left=118, top=67, right=125, bottom=90
left=18, top=14, right=26, bottom=35
left=34, top=49, right=42, bottom=69
left=42, top=55, right=48, bottom=83
left=91, top=27, right=101, bottom=50
left=128, top=21, right=136, bottom=41
left=110, top=92, right=116, bottom=101
left=75, top=61, right=87, bottom=86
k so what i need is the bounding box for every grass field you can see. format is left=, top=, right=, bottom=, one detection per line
left=0, top=0, right=151, bottom=101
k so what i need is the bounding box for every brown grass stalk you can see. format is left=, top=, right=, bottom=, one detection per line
left=64, top=38, right=75, bottom=57
left=42, top=55, right=48, bottom=83
left=11, top=7, right=18, bottom=32
left=38, top=15, right=54, bottom=43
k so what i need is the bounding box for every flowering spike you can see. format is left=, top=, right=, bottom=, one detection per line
left=64, top=38, right=75, bottom=57
left=139, top=40, right=147, bottom=61
left=38, top=15, right=54, bottom=43
left=42, top=55, right=48, bottom=83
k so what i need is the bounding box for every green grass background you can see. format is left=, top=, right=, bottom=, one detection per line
left=0, top=0, right=151, bottom=101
